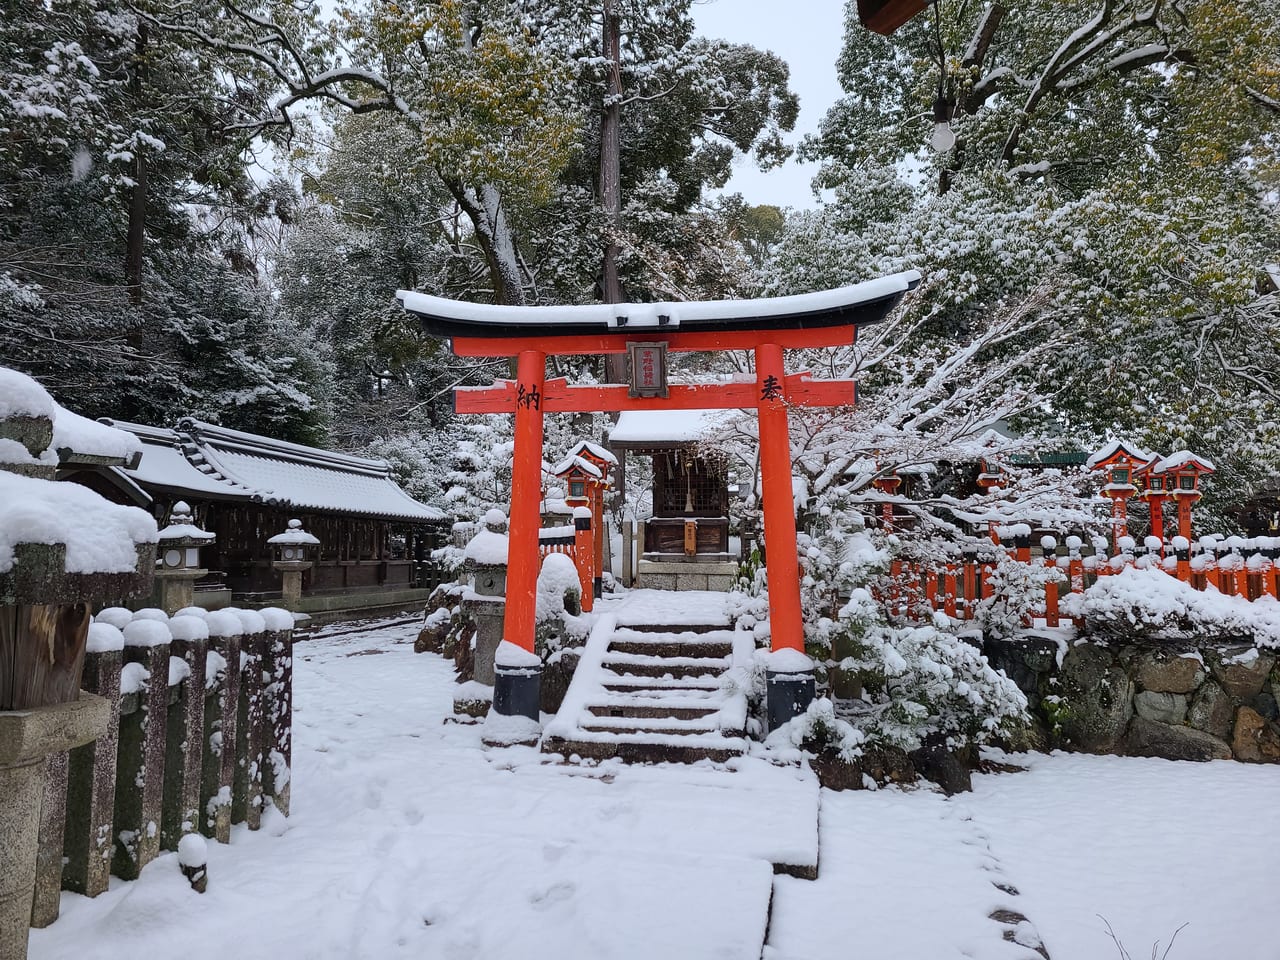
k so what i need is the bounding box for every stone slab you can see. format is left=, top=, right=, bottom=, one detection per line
left=0, top=693, right=112, bottom=765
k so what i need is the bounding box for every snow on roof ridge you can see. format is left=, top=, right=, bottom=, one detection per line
left=108, top=418, right=444, bottom=522
left=1085, top=438, right=1158, bottom=470
left=179, top=418, right=396, bottom=477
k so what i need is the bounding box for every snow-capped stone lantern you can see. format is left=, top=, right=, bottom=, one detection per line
left=153, top=501, right=215, bottom=614
left=1087, top=440, right=1156, bottom=553
left=461, top=510, right=510, bottom=688
left=268, top=518, right=319, bottom=609
left=1152, top=451, right=1215, bottom=543
left=0, top=367, right=155, bottom=955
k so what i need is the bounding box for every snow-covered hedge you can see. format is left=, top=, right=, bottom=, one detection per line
left=1061, top=566, right=1280, bottom=648
left=831, top=590, right=1027, bottom=751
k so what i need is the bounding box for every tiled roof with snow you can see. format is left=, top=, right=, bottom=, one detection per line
left=609, top=409, right=741, bottom=448
left=104, top=418, right=444, bottom=523
left=1085, top=439, right=1158, bottom=470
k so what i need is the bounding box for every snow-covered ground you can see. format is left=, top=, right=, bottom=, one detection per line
left=31, top=618, right=1280, bottom=960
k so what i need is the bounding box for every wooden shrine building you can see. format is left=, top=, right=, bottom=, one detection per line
left=610, top=409, right=735, bottom=560
left=60, top=418, right=449, bottom=616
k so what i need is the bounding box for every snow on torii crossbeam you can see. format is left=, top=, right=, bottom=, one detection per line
left=399, top=271, right=922, bottom=727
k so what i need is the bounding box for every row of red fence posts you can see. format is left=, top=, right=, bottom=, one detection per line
left=892, top=533, right=1280, bottom=629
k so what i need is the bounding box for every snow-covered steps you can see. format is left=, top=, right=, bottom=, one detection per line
left=543, top=591, right=753, bottom=765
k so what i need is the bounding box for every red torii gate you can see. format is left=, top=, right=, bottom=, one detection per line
left=399, top=272, right=920, bottom=726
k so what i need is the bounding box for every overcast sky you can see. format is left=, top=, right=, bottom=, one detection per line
left=690, top=0, right=847, bottom=210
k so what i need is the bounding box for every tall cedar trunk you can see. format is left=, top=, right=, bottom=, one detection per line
left=599, top=0, right=626, bottom=549
left=125, top=24, right=148, bottom=305
left=600, top=0, right=626, bottom=384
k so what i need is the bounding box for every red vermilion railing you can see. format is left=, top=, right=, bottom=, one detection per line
left=890, top=535, right=1280, bottom=628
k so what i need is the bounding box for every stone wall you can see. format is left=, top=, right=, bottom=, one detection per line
left=985, top=635, right=1280, bottom=762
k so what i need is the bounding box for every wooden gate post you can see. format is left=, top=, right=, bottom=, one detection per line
left=493, top=349, right=546, bottom=721
left=755, top=343, right=815, bottom=730
left=573, top=508, right=594, bottom=613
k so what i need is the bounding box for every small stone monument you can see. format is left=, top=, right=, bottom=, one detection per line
left=268, top=519, right=319, bottom=609
left=152, top=501, right=215, bottom=614
left=0, top=368, right=155, bottom=959
left=461, top=510, right=510, bottom=688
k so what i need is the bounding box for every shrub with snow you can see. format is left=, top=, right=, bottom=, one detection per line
left=1061, top=566, right=1280, bottom=648
left=973, top=552, right=1066, bottom=640
left=830, top=593, right=1027, bottom=751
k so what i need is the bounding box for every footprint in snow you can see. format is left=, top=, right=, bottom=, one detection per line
left=528, top=881, right=575, bottom=910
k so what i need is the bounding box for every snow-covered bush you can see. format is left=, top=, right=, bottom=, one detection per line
left=829, top=594, right=1027, bottom=751
left=768, top=696, right=867, bottom=761
left=535, top=553, right=589, bottom=654
left=973, top=549, right=1066, bottom=640
left=1062, top=566, right=1280, bottom=648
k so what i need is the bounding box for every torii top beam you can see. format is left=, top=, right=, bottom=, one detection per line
left=397, top=272, right=921, bottom=357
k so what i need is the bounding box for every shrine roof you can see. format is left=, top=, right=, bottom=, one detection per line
left=609, top=409, right=740, bottom=450
left=101, top=419, right=445, bottom=523
left=397, top=271, right=921, bottom=339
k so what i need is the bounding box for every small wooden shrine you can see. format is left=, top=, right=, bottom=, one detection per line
left=609, top=409, right=733, bottom=560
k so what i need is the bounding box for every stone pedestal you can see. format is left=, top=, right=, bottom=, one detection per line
left=153, top=568, right=206, bottom=616
left=0, top=694, right=110, bottom=960
left=493, top=664, right=541, bottom=721
left=271, top=561, right=312, bottom=610
left=766, top=669, right=816, bottom=731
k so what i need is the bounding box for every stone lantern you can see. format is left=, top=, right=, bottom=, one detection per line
left=461, top=510, right=510, bottom=686
left=152, top=501, right=215, bottom=614
left=0, top=368, right=155, bottom=960
left=268, top=518, right=319, bottom=609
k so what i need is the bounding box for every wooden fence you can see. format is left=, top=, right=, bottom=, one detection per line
left=893, top=534, right=1280, bottom=628
left=29, top=607, right=294, bottom=929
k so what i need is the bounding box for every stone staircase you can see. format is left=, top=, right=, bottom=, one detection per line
left=542, top=592, right=753, bottom=764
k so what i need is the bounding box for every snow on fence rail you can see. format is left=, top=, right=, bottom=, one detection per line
left=29, top=605, right=295, bottom=930
left=894, top=532, right=1280, bottom=629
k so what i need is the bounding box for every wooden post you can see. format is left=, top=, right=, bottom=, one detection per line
left=942, top=565, right=958, bottom=619
left=1176, top=496, right=1194, bottom=543
left=591, top=482, right=606, bottom=597
left=504, top=349, right=547, bottom=655
left=1, top=593, right=92, bottom=711
left=621, top=520, right=634, bottom=587
left=573, top=509, right=594, bottom=614
left=755, top=343, right=804, bottom=653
